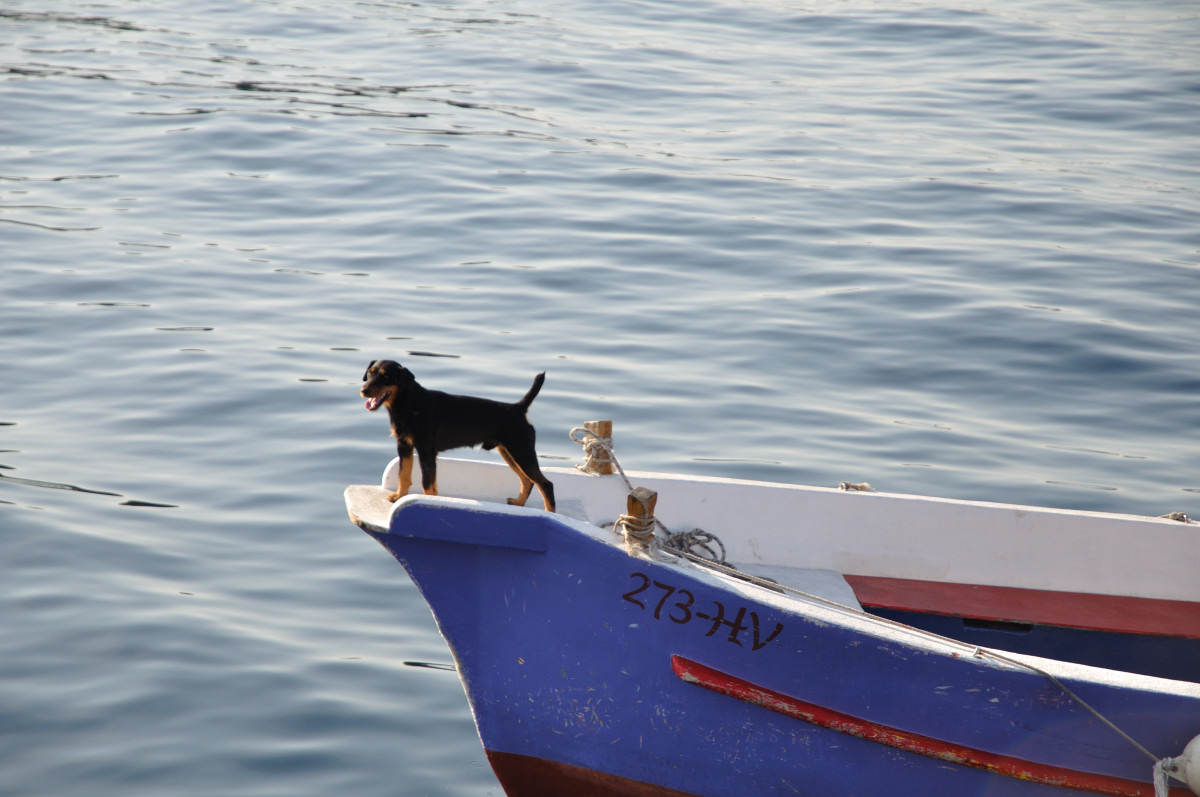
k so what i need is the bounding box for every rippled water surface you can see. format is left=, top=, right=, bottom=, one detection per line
left=2, top=0, right=1198, bottom=794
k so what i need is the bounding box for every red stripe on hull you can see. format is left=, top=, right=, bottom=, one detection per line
left=672, top=655, right=1187, bottom=797
left=844, top=575, right=1200, bottom=638
left=486, top=750, right=699, bottom=797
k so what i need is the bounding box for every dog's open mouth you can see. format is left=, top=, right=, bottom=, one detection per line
left=363, top=385, right=392, bottom=411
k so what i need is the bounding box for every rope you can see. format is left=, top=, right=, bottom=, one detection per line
left=1154, top=758, right=1172, bottom=797
left=663, top=528, right=727, bottom=563
left=570, top=426, right=632, bottom=488
left=570, top=426, right=726, bottom=563
left=615, top=512, right=657, bottom=556
left=970, top=648, right=1161, bottom=765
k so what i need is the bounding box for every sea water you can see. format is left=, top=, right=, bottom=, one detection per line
left=2, top=0, right=1198, bottom=794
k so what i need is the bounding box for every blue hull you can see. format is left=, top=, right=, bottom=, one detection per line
left=354, top=493, right=1200, bottom=797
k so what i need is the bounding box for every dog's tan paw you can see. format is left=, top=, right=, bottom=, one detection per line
left=507, top=497, right=527, bottom=506
left=387, top=491, right=402, bottom=503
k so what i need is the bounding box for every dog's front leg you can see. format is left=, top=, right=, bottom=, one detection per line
left=389, top=442, right=415, bottom=502
left=417, top=447, right=439, bottom=496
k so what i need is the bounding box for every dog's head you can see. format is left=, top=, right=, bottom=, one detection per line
left=361, top=360, right=415, bottom=412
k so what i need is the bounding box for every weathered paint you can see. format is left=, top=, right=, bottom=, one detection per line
left=671, top=655, right=1192, bottom=797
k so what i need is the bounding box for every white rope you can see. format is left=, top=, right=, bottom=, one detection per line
left=569, top=426, right=632, bottom=488
left=1153, top=752, right=1192, bottom=797
left=1155, top=758, right=1171, bottom=797
left=614, top=512, right=657, bottom=556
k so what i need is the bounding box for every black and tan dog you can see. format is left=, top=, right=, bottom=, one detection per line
left=361, top=360, right=556, bottom=512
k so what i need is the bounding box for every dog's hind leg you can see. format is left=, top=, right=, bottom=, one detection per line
left=496, top=445, right=535, bottom=506
left=532, top=476, right=555, bottom=513
left=499, top=444, right=556, bottom=513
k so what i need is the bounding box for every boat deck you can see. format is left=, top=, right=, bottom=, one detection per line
left=345, top=480, right=864, bottom=610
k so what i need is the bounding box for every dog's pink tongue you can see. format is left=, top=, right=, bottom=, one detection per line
left=365, top=397, right=378, bottom=411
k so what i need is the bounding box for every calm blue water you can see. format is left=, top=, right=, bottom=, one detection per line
left=2, top=0, right=1198, bottom=794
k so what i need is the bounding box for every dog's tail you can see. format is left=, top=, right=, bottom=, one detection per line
left=517, top=372, right=546, bottom=411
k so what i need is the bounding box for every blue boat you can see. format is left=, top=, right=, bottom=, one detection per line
left=344, top=432, right=1200, bottom=797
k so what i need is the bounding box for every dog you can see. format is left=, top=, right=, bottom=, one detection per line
left=361, top=360, right=556, bottom=512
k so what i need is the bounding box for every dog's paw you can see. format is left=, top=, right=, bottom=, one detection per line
left=387, top=491, right=402, bottom=503
left=506, top=497, right=527, bottom=507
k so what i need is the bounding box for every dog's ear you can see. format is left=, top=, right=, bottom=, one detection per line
left=390, top=362, right=415, bottom=383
